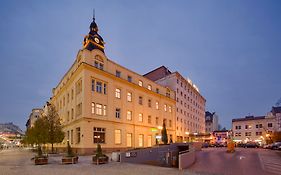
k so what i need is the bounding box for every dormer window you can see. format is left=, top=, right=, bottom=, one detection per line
left=148, top=85, right=152, bottom=90
left=138, top=80, right=143, bottom=87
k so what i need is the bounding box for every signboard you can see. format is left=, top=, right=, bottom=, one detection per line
left=125, top=152, right=137, bottom=158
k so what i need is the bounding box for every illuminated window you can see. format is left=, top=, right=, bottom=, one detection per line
left=127, top=133, right=132, bottom=147
left=138, top=134, right=144, bottom=147
left=103, top=105, right=107, bottom=116
left=127, top=92, right=132, bottom=102
left=168, top=106, right=172, bottom=113
left=93, top=127, right=105, bottom=143
left=156, top=101, right=159, bottom=110
left=138, top=113, right=143, bottom=122
left=164, top=104, right=167, bottom=112
left=96, top=104, right=102, bottom=115
left=127, top=111, right=132, bottom=121
left=115, top=88, right=121, bottom=99
left=148, top=85, right=152, bottom=90
left=115, top=129, right=121, bottom=144
left=91, top=102, right=95, bottom=114
left=138, top=80, right=143, bottom=87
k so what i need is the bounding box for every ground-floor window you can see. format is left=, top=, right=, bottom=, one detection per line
left=93, top=127, right=106, bottom=143
left=138, top=134, right=144, bottom=147
left=76, top=127, right=81, bottom=144
left=147, top=135, right=152, bottom=147
left=115, top=129, right=121, bottom=144
left=127, top=133, right=132, bottom=147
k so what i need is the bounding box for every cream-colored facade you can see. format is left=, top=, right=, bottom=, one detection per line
left=232, top=116, right=276, bottom=144
left=50, top=19, right=176, bottom=153
left=144, top=68, right=206, bottom=142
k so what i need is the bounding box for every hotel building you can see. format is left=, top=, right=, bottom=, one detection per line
left=50, top=17, right=176, bottom=154
left=144, top=66, right=206, bottom=142
left=232, top=115, right=276, bottom=144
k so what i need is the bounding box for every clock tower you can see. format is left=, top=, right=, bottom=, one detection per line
left=83, top=15, right=105, bottom=52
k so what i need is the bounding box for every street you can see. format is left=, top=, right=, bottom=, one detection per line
left=189, top=147, right=281, bottom=175
left=0, top=148, right=280, bottom=175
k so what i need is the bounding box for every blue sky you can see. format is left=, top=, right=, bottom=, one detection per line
left=0, top=0, right=280, bottom=130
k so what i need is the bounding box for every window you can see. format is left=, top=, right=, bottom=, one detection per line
left=138, top=80, right=143, bottom=87
left=245, top=132, right=251, bottom=136
left=103, top=105, right=107, bottom=116
left=245, top=125, right=249, bottom=129
left=256, top=132, right=262, bottom=136
left=67, top=93, right=69, bottom=103
left=138, top=113, right=143, bottom=122
left=71, top=89, right=74, bottom=100
left=96, top=104, right=103, bottom=115
left=138, top=134, right=144, bottom=147
left=76, top=103, right=82, bottom=116
left=127, top=111, right=132, bottom=121
left=166, top=89, right=170, bottom=97
left=164, top=104, right=167, bottom=112
left=93, top=127, right=105, bottom=144
left=99, top=63, right=104, bottom=70
left=71, top=108, right=74, bottom=119
left=103, top=84, right=107, bottom=94
left=127, top=133, right=132, bottom=147
left=76, top=127, right=81, bottom=144
left=156, top=117, right=159, bottom=125
left=116, top=70, right=121, bottom=78
left=148, top=99, right=152, bottom=107
left=168, top=106, right=172, bottom=113
left=156, top=101, right=159, bottom=110
left=115, top=88, right=121, bottom=98
left=127, top=92, right=132, bottom=102
left=71, top=130, right=73, bottom=144
left=92, top=80, right=95, bottom=92
left=94, top=61, right=99, bottom=68
left=127, top=76, right=132, bottom=82
left=148, top=85, right=152, bottom=90
left=75, top=79, right=82, bottom=95
left=148, top=135, right=152, bottom=147
left=156, top=88, right=159, bottom=94
left=116, top=108, right=121, bottom=119
left=169, top=120, right=172, bottom=127
left=148, top=115, right=151, bottom=124
left=67, top=111, right=70, bottom=122
left=91, top=102, right=95, bottom=114
left=268, top=123, right=273, bottom=127
left=115, top=129, right=121, bottom=144
left=96, top=81, right=102, bottom=93
left=139, top=96, right=143, bottom=105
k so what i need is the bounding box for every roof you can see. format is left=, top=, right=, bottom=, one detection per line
left=232, top=116, right=265, bottom=122
left=143, top=66, right=172, bottom=81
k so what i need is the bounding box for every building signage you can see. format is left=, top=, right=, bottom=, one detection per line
left=125, top=152, right=137, bottom=158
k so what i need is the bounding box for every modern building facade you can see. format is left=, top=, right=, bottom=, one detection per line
left=144, top=66, right=206, bottom=142
left=26, top=108, right=43, bottom=129
left=50, top=17, right=176, bottom=154
left=205, top=111, right=219, bottom=133
left=232, top=115, right=276, bottom=144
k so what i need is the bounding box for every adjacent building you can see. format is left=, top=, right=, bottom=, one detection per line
left=50, top=17, right=176, bottom=154
left=232, top=115, right=276, bottom=144
left=268, top=106, right=281, bottom=131
left=26, top=108, right=43, bottom=129
left=144, top=66, right=206, bottom=142
left=205, top=111, right=219, bottom=133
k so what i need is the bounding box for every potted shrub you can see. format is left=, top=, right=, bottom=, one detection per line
left=92, top=144, right=108, bottom=165
left=34, top=145, right=48, bottom=165
left=62, top=141, right=78, bottom=164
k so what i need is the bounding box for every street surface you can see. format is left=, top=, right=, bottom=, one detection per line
left=0, top=147, right=280, bottom=175
left=189, top=147, right=281, bottom=175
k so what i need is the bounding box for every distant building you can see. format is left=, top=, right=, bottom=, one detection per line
left=211, top=130, right=229, bottom=144
left=26, top=108, right=43, bottom=129
left=205, top=111, right=219, bottom=133
left=268, top=106, right=281, bottom=131
left=232, top=115, right=276, bottom=144
left=144, top=66, right=206, bottom=142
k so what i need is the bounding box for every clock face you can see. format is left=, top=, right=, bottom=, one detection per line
left=94, top=37, right=100, bottom=43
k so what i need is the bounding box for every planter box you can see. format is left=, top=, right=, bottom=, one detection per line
left=62, top=156, right=79, bottom=164
left=92, top=155, right=109, bottom=165
left=35, top=157, right=48, bottom=165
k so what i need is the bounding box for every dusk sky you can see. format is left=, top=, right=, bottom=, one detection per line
left=0, top=1, right=280, bottom=130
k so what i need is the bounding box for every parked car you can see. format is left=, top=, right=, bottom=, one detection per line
left=236, top=143, right=246, bottom=147
left=271, top=142, right=281, bottom=150
left=244, top=142, right=259, bottom=148
left=202, top=142, right=209, bottom=148
left=278, top=145, right=281, bottom=151
left=263, top=143, right=273, bottom=149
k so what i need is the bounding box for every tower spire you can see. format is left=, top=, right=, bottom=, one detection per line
left=93, top=8, right=95, bottom=21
